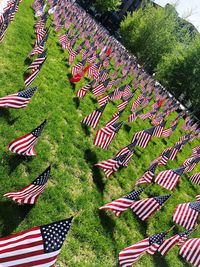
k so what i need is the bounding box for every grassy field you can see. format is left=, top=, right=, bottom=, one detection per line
left=0, top=1, right=199, bottom=266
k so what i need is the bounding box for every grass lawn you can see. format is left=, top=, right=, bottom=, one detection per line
left=0, top=1, right=199, bottom=266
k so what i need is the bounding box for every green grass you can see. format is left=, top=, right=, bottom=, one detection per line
left=0, top=1, right=199, bottom=266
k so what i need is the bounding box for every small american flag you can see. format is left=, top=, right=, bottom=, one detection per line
left=136, top=162, right=158, bottom=185
left=82, top=104, right=106, bottom=129
left=92, top=79, right=110, bottom=97
left=132, top=126, right=155, bottom=148
left=94, top=122, right=123, bottom=149
left=71, top=59, right=86, bottom=76
left=0, top=86, right=37, bottom=109
left=155, top=167, right=185, bottom=190
left=196, top=194, right=200, bottom=201
left=158, top=229, right=193, bottom=256
left=173, top=201, right=200, bottom=229
left=99, top=188, right=144, bottom=217
left=0, top=217, right=73, bottom=266
left=179, top=238, right=200, bottom=267
left=128, top=109, right=143, bottom=123
left=162, top=123, right=178, bottom=138
left=184, top=156, right=200, bottom=172
left=189, top=173, right=200, bottom=185
left=119, top=232, right=166, bottom=267
left=131, top=194, right=171, bottom=221
left=8, top=119, right=47, bottom=156
left=4, top=166, right=51, bottom=204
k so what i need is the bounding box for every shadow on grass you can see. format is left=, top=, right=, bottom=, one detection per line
left=73, top=97, right=80, bottom=109
left=124, top=124, right=131, bottom=133
left=178, top=254, right=191, bottom=267
left=152, top=253, right=170, bottom=267
left=24, top=57, right=32, bottom=65
left=4, top=154, right=33, bottom=174
left=89, top=96, right=97, bottom=104
left=0, top=109, right=19, bottom=125
left=0, top=201, right=33, bottom=236
left=132, top=212, right=148, bottom=237
left=81, top=123, right=90, bottom=136
left=98, top=210, right=119, bottom=256
left=84, top=149, right=105, bottom=193
left=161, top=139, right=168, bottom=145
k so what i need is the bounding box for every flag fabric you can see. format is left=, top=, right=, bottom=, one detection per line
left=196, top=194, right=200, bottom=201
left=155, top=167, right=185, bottom=190
left=184, top=157, right=200, bottom=173
left=82, top=104, right=106, bottom=129
left=179, top=238, right=200, bottom=267
left=95, top=152, right=133, bottom=177
left=0, top=217, right=73, bottom=266
left=169, top=143, right=182, bottom=160
left=128, top=109, right=143, bottom=123
left=71, top=59, right=86, bottom=76
left=158, top=229, right=193, bottom=256
left=162, top=123, right=178, bottom=138
left=4, top=166, right=51, bottom=204
left=132, top=126, right=155, bottom=148
left=99, top=188, right=144, bottom=217
left=158, top=149, right=171, bottom=166
left=119, top=232, right=166, bottom=267
left=92, top=79, right=110, bottom=97
left=0, top=87, right=37, bottom=109
left=76, top=81, right=94, bottom=99
left=24, top=50, right=47, bottom=86
left=94, top=122, right=123, bottom=149
left=172, top=201, right=200, bottom=230
left=130, top=195, right=171, bottom=221
left=136, top=162, right=158, bottom=185
left=8, top=119, right=47, bottom=156
left=189, top=173, right=200, bottom=185
left=152, top=121, right=166, bottom=137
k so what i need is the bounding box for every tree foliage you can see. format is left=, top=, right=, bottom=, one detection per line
left=94, top=0, right=122, bottom=12
left=120, top=4, right=200, bottom=117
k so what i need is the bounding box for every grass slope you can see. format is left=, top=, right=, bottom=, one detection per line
left=0, top=1, right=199, bottom=266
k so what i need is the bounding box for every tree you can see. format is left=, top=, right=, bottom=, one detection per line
left=156, top=36, right=200, bottom=116
left=94, top=0, right=122, bottom=13
left=120, top=4, right=180, bottom=73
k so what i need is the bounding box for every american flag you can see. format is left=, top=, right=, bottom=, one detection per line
left=173, top=201, right=200, bottom=229
left=76, top=80, right=95, bottom=99
left=136, top=162, right=158, bottom=185
left=68, top=48, right=78, bottom=65
left=0, top=216, right=73, bottom=266
left=132, top=126, right=155, bottom=148
left=94, top=122, right=123, bottom=149
left=119, top=232, right=166, bottom=267
left=158, top=148, right=171, bottom=166
left=59, top=33, right=70, bottom=49
left=189, top=173, right=200, bottom=185
left=196, top=194, right=200, bottom=201
left=82, top=104, right=106, bottom=129
left=162, top=123, right=178, bottom=138
left=4, top=166, right=51, bottom=204
left=71, top=59, right=86, bottom=76
left=128, top=109, right=143, bottom=123
left=92, top=79, right=110, bottom=97
left=97, top=94, right=110, bottom=107
left=106, top=110, right=124, bottom=127
left=8, top=119, right=47, bottom=156
left=0, top=86, right=37, bottom=109
left=99, top=188, right=144, bottom=217
left=155, top=167, right=185, bottom=190
left=130, top=194, right=171, bottom=221
left=152, top=121, right=166, bottom=137
left=158, top=229, right=193, bottom=256
left=95, top=152, right=132, bottom=177
left=192, top=145, right=200, bottom=156
left=184, top=156, right=200, bottom=172
left=169, top=142, right=183, bottom=160
left=24, top=50, right=47, bottom=87
left=179, top=238, right=200, bottom=267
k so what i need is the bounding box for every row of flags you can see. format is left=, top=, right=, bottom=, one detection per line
left=1, top=0, right=199, bottom=266
left=52, top=0, right=200, bottom=266
left=0, top=1, right=77, bottom=267
left=0, top=0, right=22, bottom=43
